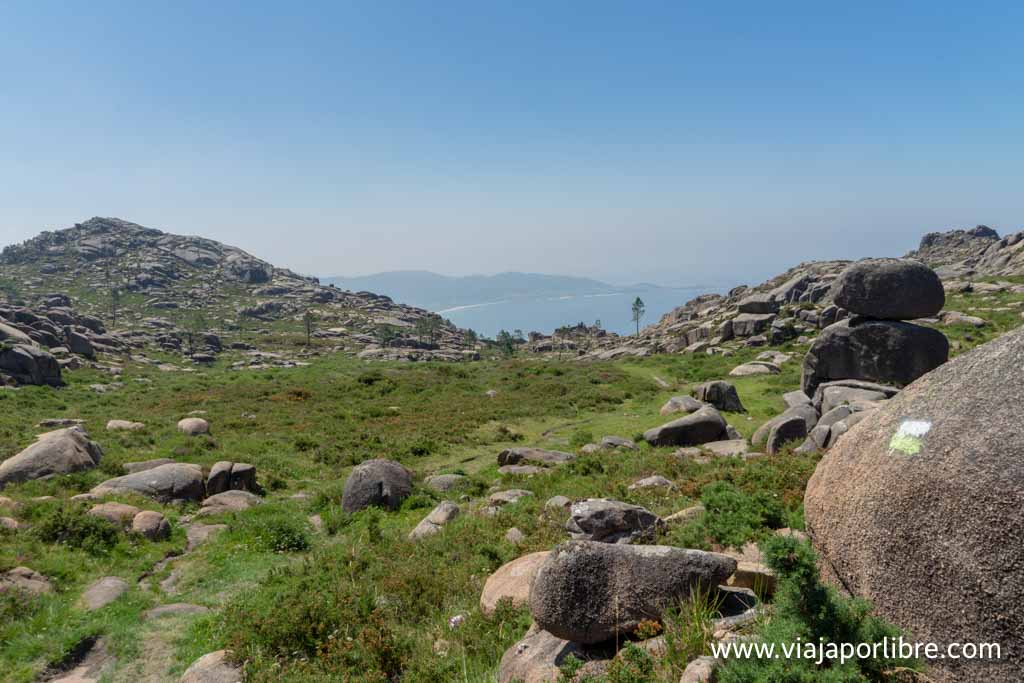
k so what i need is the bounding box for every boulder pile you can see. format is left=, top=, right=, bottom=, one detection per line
left=802, top=258, right=949, bottom=397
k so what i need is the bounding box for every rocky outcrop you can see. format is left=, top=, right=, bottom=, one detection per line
left=805, top=325, right=1024, bottom=682
left=0, top=343, right=62, bottom=387
left=1, top=217, right=474, bottom=363
left=529, top=541, right=736, bottom=644
left=0, top=427, right=102, bottom=487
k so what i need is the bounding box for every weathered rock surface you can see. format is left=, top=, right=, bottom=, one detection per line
left=801, top=319, right=948, bottom=396
left=480, top=551, right=550, bottom=616
left=831, top=258, right=944, bottom=320
left=178, top=650, right=242, bottom=683
left=643, top=406, right=727, bottom=447
left=93, top=463, right=205, bottom=503
left=0, top=344, right=62, bottom=386
left=408, top=501, right=459, bottom=541
left=765, top=415, right=808, bottom=455
left=805, top=325, right=1024, bottom=682
left=106, top=419, right=145, bottom=431
left=0, top=427, right=103, bottom=488
left=529, top=541, right=736, bottom=644
left=341, top=458, right=412, bottom=512
left=659, top=395, right=704, bottom=416
left=497, top=624, right=589, bottom=683
left=177, top=418, right=210, bottom=436
left=692, top=380, right=745, bottom=412
left=197, top=490, right=261, bottom=516
left=88, top=502, right=141, bottom=526
left=79, top=576, right=128, bottom=610
left=0, top=566, right=53, bottom=596
left=497, top=447, right=575, bottom=467
left=424, top=473, right=467, bottom=493
left=566, top=499, right=662, bottom=544
left=132, top=510, right=170, bottom=540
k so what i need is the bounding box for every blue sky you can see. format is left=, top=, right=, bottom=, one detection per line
left=1, top=1, right=1022, bottom=287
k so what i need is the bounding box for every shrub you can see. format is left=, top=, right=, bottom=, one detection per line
left=32, top=505, right=120, bottom=555
left=716, top=536, right=921, bottom=682
left=700, top=480, right=784, bottom=547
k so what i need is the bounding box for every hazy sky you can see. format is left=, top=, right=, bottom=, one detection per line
left=2, top=1, right=1023, bottom=287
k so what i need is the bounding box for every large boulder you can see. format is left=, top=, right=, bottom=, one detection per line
left=566, top=499, right=662, bottom=544
left=0, top=427, right=102, bottom=487
left=805, top=326, right=1024, bottom=682
left=529, top=541, right=736, bottom=644
left=692, top=380, right=745, bottom=412
left=341, top=458, right=412, bottom=513
left=480, top=551, right=550, bottom=615
left=643, top=406, right=727, bottom=447
left=92, top=463, right=205, bottom=503
left=0, top=344, right=62, bottom=386
left=801, top=319, right=948, bottom=397
left=830, top=258, right=944, bottom=320
left=0, top=322, right=33, bottom=345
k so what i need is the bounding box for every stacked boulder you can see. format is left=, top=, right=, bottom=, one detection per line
left=768, top=259, right=950, bottom=454
left=802, top=258, right=948, bottom=397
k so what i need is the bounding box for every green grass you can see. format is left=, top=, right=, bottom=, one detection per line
left=1, top=284, right=1021, bottom=681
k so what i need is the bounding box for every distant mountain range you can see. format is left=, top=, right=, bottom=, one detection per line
left=323, top=270, right=668, bottom=312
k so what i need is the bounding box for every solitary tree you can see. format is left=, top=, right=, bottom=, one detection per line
left=303, top=309, right=316, bottom=346
left=631, top=297, right=646, bottom=336
left=110, top=287, right=121, bottom=328
left=182, top=311, right=208, bottom=357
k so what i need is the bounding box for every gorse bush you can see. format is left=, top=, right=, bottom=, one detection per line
left=716, top=536, right=921, bottom=682
left=700, top=480, right=784, bottom=547
left=32, top=505, right=120, bottom=555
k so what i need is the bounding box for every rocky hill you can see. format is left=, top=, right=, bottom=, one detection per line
left=905, top=224, right=1024, bottom=278
left=0, top=218, right=475, bottom=380
left=536, top=225, right=1024, bottom=362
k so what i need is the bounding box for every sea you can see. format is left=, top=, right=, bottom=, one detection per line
left=434, top=286, right=718, bottom=338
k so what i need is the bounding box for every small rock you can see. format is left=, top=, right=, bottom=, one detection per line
left=88, top=502, right=142, bottom=527
left=628, top=475, right=675, bottom=491
left=106, top=419, right=145, bottom=431
left=0, top=567, right=53, bottom=596
left=176, top=417, right=210, bottom=436
left=79, top=576, right=129, bottom=610
left=505, top=527, right=525, bottom=544
left=132, top=510, right=171, bottom=540
left=179, top=650, right=242, bottom=683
